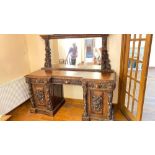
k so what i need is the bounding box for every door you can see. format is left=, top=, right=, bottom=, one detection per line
left=119, top=34, right=153, bottom=121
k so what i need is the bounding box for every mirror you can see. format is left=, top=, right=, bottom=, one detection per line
left=41, top=34, right=111, bottom=72
left=55, top=37, right=102, bottom=67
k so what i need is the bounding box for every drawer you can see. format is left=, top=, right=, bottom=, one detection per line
left=87, top=81, right=115, bottom=90
left=52, top=78, right=82, bottom=85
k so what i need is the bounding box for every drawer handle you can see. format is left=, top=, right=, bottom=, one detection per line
left=65, top=80, right=69, bottom=84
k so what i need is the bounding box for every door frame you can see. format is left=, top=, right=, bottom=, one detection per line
left=118, top=34, right=153, bottom=120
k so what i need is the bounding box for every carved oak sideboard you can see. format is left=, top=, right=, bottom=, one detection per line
left=26, top=70, right=116, bottom=121
left=25, top=34, right=116, bottom=121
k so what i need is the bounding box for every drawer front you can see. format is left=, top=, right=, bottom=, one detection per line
left=52, top=78, right=82, bottom=85
left=87, top=81, right=115, bottom=91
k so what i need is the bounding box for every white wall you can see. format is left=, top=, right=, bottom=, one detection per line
left=0, top=35, right=30, bottom=84
left=25, top=35, right=45, bottom=72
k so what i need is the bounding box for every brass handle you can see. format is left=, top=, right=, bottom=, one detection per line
left=65, top=80, right=69, bottom=84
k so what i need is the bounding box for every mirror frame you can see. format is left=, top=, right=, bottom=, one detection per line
left=40, top=34, right=112, bottom=73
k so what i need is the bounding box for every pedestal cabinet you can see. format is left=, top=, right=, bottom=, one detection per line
left=26, top=77, right=64, bottom=116
left=82, top=80, right=115, bottom=121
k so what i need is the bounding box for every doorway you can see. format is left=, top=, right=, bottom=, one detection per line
left=118, top=34, right=153, bottom=121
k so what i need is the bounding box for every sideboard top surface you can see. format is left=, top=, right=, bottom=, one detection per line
left=26, top=70, right=116, bottom=81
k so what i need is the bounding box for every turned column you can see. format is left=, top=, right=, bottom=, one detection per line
left=101, top=37, right=111, bottom=72
left=108, top=92, right=113, bottom=120
left=41, top=35, right=52, bottom=70
left=82, top=81, right=89, bottom=121
left=25, top=78, right=35, bottom=108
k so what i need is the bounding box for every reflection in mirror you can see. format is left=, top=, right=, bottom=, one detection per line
left=56, top=38, right=102, bottom=67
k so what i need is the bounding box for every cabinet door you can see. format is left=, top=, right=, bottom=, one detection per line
left=88, top=89, right=109, bottom=120
left=32, top=84, right=47, bottom=108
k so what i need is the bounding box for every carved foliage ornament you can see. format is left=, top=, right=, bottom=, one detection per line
left=91, top=96, right=103, bottom=113
left=35, top=89, right=45, bottom=105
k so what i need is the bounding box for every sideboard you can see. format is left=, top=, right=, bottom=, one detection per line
left=25, top=34, right=116, bottom=121
left=26, top=70, right=116, bottom=121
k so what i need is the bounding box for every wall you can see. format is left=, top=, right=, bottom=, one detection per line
left=26, top=35, right=60, bottom=72
left=25, top=34, right=122, bottom=103
left=25, top=35, right=45, bottom=72
left=108, top=34, right=122, bottom=103
left=0, top=35, right=30, bottom=84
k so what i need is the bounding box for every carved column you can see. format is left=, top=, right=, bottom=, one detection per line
left=82, top=81, right=89, bottom=121
left=44, top=35, right=52, bottom=70
left=107, top=92, right=113, bottom=120
left=45, top=81, right=53, bottom=111
left=101, top=37, right=111, bottom=72
left=25, top=78, right=35, bottom=108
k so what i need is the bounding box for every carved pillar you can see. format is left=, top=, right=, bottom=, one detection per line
left=45, top=81, right=53, bottom=111
left=44, top=35, right=52, bottom=70
left=108, top=92, right=113, bottom=120
left=101, top=37, right=111, bottom=72
left=25, top=78, right=35, bottom=108
left=82, top=81, right=89, bottom=121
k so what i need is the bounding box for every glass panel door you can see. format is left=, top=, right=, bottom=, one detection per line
left=120, top=34, right=152, bottom=120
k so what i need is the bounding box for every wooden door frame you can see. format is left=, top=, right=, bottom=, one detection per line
left=118, top=34, right=153, bottom=120
left=118, top=35, right=128, bottom=109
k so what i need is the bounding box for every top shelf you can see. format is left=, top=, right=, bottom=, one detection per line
left=40, top=34, right=109, bottom=39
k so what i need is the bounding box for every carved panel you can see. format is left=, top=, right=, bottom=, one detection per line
left=35, top=89, right=45, bottom=105
left=91, top=95, right=103, bottom=113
